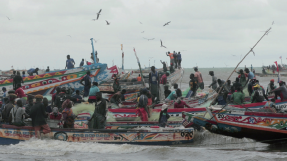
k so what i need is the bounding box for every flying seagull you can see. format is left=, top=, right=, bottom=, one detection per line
left=67, top=35, right=72, bottom=38
left=6, top=16, right=10, bottom=20
left=97, top=9, right=102, bottom=20
left=92, top=19, right=96, bottom=21
left=139, top=21, right=142, bottom=24
left=272, top=21, right=274, bottom=25
left=163, top=21, right=171, bottom=26
left=143, top=37, right=154, bottom=41
left=141, top=31, right=144, bottom=33
left=94, top=39, right=99, bottom=43
left=232, top=55, right=236, bottom=56
left=106, top=20, right=110, bottom=25
left=160, top=40, right=166, bottom=48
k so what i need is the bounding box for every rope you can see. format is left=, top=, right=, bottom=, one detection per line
left=208, top=27, right=272, bottom=110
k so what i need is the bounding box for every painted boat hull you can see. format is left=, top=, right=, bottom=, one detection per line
left=0, top=124, right=194, bottom=145
left=0, top=64, right=115, bottom=96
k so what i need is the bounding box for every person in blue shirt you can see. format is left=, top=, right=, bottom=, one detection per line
left=88, top=82, right=100, bottom=103
left=66, top=55, right=75, bottom=69
left=244, top=68, right=255, bottom=96
left=73, top=90, right=83, bottom=104
left=22, top=71, right=26, bottom=77
left=79, top=59, right=84, bottom=67
left=27, top=68, right=39, bottom=76
left=2, top=87, right=7, bottom=102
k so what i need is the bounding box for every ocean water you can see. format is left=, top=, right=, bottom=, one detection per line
left=1, top=67, right=286, bottom=161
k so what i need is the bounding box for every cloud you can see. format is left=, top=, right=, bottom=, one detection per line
left=0, top=0, right=286, bottom=71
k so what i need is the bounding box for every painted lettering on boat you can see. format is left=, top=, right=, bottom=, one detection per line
left=4, top=130, right=34, bottom=138
left=275, top=104, right=287, bottom=110
left=72, top=134, right=110, bottom=138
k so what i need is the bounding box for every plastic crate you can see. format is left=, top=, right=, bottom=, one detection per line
left=47, top=119, right=60, bottom=128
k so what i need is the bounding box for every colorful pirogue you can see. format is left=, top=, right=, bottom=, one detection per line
left=182, top=99, right=287, bottom=144
left=0, top=39, right=116, bottom=96
left=0, top=124, right=194, bottom=145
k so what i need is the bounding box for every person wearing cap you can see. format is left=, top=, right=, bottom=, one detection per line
left=231, top=87, right=245, bottom=105
left=251, top=84, right=268, bottom=103
left=208, top=71, right=217, bottom=91
left=80, top=71, right=92, bottom=97
left=270, top=81, right=287, bottom=101
left=88, top=92, right=107, bottom=129
left=194, top=67, right=204, bottom=90
left=88, top=82, right=100, bottom=103
left=30, top=94, right=51, bottom=138
left=159, top=104, right=170, bottom=127
left=46, top=66, right=50, bottom=72
left=2, top=94, right=16, bottom=124
left=65, top=55, right=75, bottom=69
left=136, top=89, right=149, bottom=121
left=113, top=77, right=121, bottom=93
left=266, top=79, right=276, bottom=95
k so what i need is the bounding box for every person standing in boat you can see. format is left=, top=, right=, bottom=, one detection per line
left=237, top=69, right=247, bottom=87
left=177, top=52, right=182, bottom=69
left=173, top=51, right=178, bottom=69
left=51, top=87, right=61, bottom=108
left=149, top=66, right=159, bottom=103
left=2, top=87, right=7, bottom=102
left=11, top=71, right=16, bottom=79
left=137, top=74, right=142, bottom=82
left=160, top=60, right=168, bottom=72
left=232, top=78, right=242, bottom=93
left=231, top=87, right=245, bottom=105
left=15, top=84, right=27, bottom=105
left=159, top=104, right=170, bottom=127
left=251, top=84, right=268, bottom=103
left=65, top=55, right=75, bottom=69
left=25, top=95, right=34, bottom=115
left=186, top=73, right=197, bottom=98
left=159, top=72, right=169, bottom=101
left=46, top=66, right=50, bottom=72
left=88, top=82, right=100, bottom=103
left=269, top=81, right=287, bottom=101
left=113, top=77, right=121, bottom=93
left=79, top=59, right=84, bottom=67
left=244, top=68, right=255, bottom=96
left=73, top=90, right=83, bottom=104
left=10, top=99, right=29, bottom=126
left=13, top=71, right=24, bottom=90
left=136, top=89, right=149, bottom=121
left=166, top=51, right=174, bottom=67
left=164, top=86, right=171, bottom=99
left=217, top=79, right=229, bottom=101
left=80, top=71, right=92, bottom=97
left=88, top=92, right=107, bottom=129
left=22, top=71, right=26, bottom=77
left=194, top=67, right=204, bottom=90
left=30, top=94, right=51, bottom=138
left=27, top=68, right=39, bottom=76
left=208, top=71, right=217, bottom=91
left=266, top=79, right=276, bottom=95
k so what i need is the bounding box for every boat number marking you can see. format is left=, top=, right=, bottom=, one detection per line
left=181, top=132, right=192, bottom=138
left=217, top=114, right=225, bottom=118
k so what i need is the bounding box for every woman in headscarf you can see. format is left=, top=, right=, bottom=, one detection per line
left=62, top=99, right=75, bottom=128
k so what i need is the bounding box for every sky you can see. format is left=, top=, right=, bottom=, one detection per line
left=0, top=0, right=287, bottom=71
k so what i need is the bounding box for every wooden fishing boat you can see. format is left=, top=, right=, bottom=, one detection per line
left=0, top=124, right=194, bottom=145
left=0, top=39, right=115, bottom=96
left=182, top=100, right=287, bottom=143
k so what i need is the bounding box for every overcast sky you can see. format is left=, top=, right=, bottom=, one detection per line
left=0, top=0, right=286, bottom=70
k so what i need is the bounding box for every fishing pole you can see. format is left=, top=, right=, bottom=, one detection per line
left=208, top=27, right=272, bottom=112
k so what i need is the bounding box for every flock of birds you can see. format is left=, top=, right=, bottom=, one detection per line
left=90, top=9, right=171, bottom=48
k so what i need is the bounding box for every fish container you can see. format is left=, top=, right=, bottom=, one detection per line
left=47, top=119, right=60, bottom=128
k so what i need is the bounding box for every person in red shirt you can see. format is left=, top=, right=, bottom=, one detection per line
left=159, top=73, right=170, bottom=101
left=174, top=98, right=191, bottom=108
left=15, top=84, right=27, bottom=105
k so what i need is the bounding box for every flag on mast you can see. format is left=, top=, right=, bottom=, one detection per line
left=280, top=56, right=282, bottom=59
